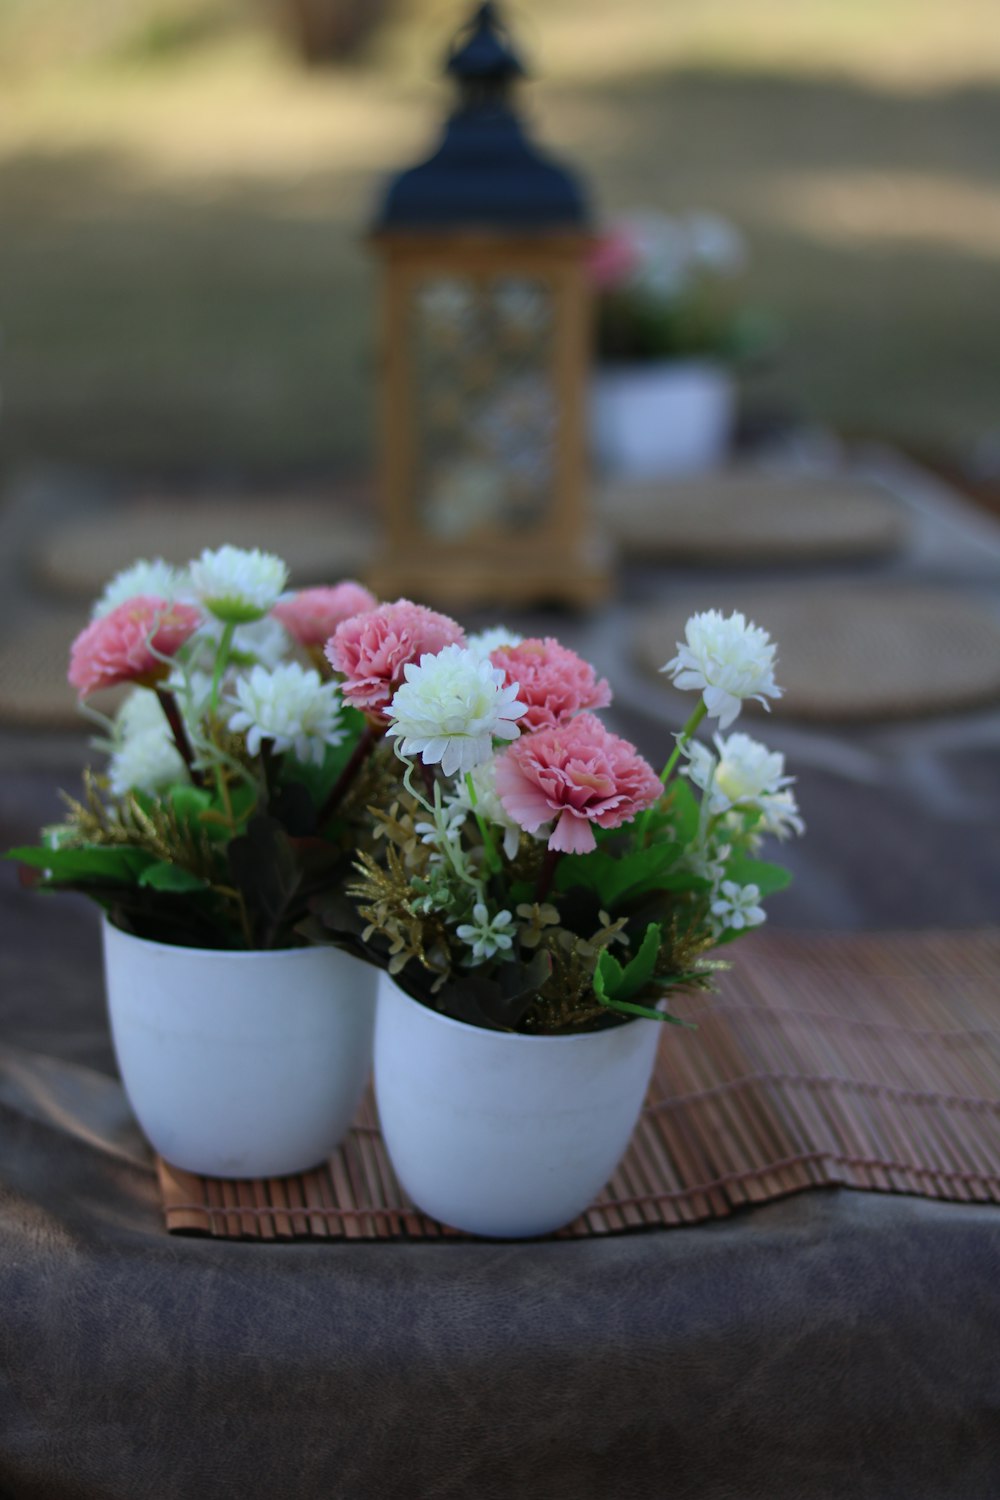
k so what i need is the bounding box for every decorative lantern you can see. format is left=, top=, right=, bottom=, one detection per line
left=367, top=1, right=608, bottom=609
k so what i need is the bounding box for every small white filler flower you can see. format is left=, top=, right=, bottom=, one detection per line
left=227, top=662, right=345, bottom=765
left=189, top=546, right=288, bottom=624
left=93, top=559, right=184, bottom=618
left=662, top=609, right=781, bottom=730
left=386, top=644, right=526, bottom=778
left=456, top=902, right=515, bottom=964
left=710, top=880, right=766, bottom=936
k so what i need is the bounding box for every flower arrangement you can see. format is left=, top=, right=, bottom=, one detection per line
left=9, top=561, right=802, bottom=1025
left=590, top=209, right=768, bottom=365
left=304, top=604, right=804, bottom=1035
left=8, top=549, right=381, bottom=951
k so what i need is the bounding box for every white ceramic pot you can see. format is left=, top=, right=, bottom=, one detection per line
left=103, top=919, right=376, bottom=1178
left=374, top=975, right=662, bottom=1239
left=591, top=359, right=735, bottom=477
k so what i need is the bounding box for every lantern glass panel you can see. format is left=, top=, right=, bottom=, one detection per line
left=410, top=273, right=556, bottom=541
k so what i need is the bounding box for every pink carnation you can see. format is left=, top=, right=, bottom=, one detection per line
left=495, top=712, right=661, bottom=855
left=587, top=229, right=639, bottom=291
left=68, top=596, right=202, bottom=698
left=490, top=637, right=611, bottom=735
left=325, top=599, right=465, bottom=721
left=272, top=582, right=378, bottom=648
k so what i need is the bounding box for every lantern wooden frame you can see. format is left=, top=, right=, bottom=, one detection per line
left=368, top=229, right=609, bottom=609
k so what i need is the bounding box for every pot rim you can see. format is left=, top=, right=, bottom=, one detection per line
left=101, top=913, right=321, bottom=961
left=381, top=974, right=657, bottom=1047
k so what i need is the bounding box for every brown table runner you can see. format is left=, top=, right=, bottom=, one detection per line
left=159, top=930, right=1000, bottom=1240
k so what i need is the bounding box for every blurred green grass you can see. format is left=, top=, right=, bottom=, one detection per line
left=1, top=0, right=999, bottom=474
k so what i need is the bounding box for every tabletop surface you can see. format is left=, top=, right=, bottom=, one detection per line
left=1, top=451, right=999, bottom=1499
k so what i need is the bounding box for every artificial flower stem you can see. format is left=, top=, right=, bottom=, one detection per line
left=464, top=771, right=501, bottom=876
left=534, top=847, right=562, bottom=903
left=209, top=620, right=236, bottom=715
left=154, top=688, right=203, bottom=787
left=638, top=700, right=709, bottom=847
left=318, top=723, right=377, bottom=827
left=660, top=700, right=709, bottom=787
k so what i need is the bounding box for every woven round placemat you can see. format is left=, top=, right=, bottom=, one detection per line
left=634, top=584, right=1000, bottom=722
left=35, top=496, right=376, bottom=601
left=599, top=472, right=907, bottom=564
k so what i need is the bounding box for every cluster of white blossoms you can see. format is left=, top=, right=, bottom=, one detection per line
left=386, top=644, right=526, bottom=778
left=684, top=731, right=803, bottom=840
left=227, top=663, right=345, bottom=765
left=189, top=546, right=288, bottom=625
left=662, top=608, right=781, bottom=729
left=108, top=689, right=186, bottom=798
left=455, top=902, right=515, bottom=964
left=93, top=559, right=185, bottom=618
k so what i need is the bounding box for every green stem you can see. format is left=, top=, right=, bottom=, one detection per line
left=638, top=699, right=709, bottom=848
left=209, top=620, right=236, bottom=716
left=464, top=770, right=501, bottom=876
left=660, top=700, right=709, bottom=787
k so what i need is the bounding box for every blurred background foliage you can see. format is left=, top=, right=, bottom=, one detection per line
left=2, top=0, right=999, bottom=475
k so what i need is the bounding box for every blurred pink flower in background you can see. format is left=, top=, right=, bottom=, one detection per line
left=491, top=637, right=611, bottom=734
left=272, top=582, right=378, bottom=648
left=495, top=711, right=661, bottom=855
left=587, top=228, right=639, bottom=290
left=325, top=599, right=465, bottom=721
left=68, top=596, right=202, bottom=697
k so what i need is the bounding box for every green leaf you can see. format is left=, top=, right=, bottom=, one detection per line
left=593, top=922, right=662, bottom=1005
left=555, top=845, right=684, bottom=909
left=723, top=857, right=793, bottom=899
left=137, top=861, right=209, bottom=893
left=5, top=844, right=155, bottom=885
left=663, top=777, right=701, bottom=843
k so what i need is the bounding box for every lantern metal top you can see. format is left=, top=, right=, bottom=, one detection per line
left=372, top=2, right=588, bottom=232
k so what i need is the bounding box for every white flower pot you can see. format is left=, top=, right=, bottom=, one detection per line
left=591, top=359, right=735, bottom=477
left=103, top=919, right=376, bottom=1178
left=374, top=975, right=662, bottom=1238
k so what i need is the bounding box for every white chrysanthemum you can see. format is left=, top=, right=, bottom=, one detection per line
left=444, top=760, right=523, bottom=859
left=455, top=902, right=515, bottom=964
left=386, top=644, right=526, bottom=779
left=93, top=559, right=184, bottom=618
left=465, top=625, right=523, bottom=661
left=189, top=546, right=288, bottom=624
left=108, top=689, right=185, bottom=797
left=684, top=732, right=804, bottom=842
left=662, top=609, right=781, bottom=729
left=710, top=880, right=766, bottom=937
left=226, top=662, right=345, bottom=765
left=684, top=732, right=788, bottom=807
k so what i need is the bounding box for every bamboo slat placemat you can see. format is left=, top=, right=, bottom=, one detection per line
left=158, top=930, right=1000, bottom=1241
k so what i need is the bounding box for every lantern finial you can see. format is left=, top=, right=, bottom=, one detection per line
left=445, top=3, right=525, bottom=92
